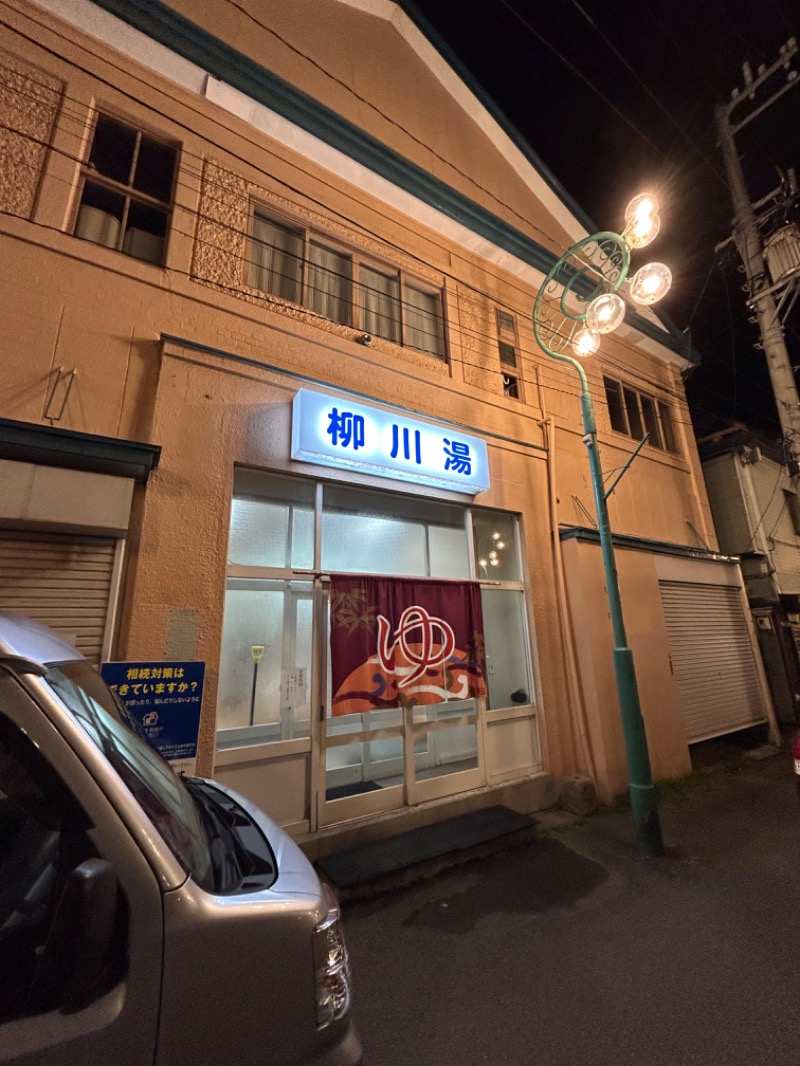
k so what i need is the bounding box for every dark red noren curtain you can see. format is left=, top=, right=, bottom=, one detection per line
left=330, top=575, right=487, bottom=716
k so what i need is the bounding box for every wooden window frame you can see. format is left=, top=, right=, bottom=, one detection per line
left=73, top=110, right=178, bottom=265
left=249, top=206, right=447, bottom=359
left=602, top=375, right=679, bottom=454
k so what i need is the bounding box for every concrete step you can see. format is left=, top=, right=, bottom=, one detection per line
left=316, top=805, right=538, bottom=901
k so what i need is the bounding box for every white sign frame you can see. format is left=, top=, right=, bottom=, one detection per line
left=291, top=389, right=490, bottom=494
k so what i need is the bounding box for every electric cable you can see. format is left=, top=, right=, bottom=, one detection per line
left=0, top=9, right=715, bottom=436
left=0, top=67, right=698, bottom=417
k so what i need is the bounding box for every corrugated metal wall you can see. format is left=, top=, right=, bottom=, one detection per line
left=0, top=531, right=118, bottom=664
left=660, top=580, right=767, bottom=742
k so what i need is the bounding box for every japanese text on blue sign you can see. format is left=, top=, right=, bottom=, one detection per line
left=101, top=660, right=205, bottom=764
left=291, top=388, right=490, bottom=493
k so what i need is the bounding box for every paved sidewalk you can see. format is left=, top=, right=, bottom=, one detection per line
left=343, top=732, right=800, bottom=1066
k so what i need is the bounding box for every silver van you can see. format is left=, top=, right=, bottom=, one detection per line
left=0, top=614, right=361, bottom=1066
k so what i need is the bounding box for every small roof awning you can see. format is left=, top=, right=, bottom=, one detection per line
left=0, top=418, right=161, bottom=484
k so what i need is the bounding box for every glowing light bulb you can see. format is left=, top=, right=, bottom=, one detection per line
left=572, top=328, right=601, bottom=357
left=479, top=558, right=488, bottom=568
left=490, top=557, right=500, bottom=566
left=489, top=550, right=498, bottom=560
left=629, top=262, right=672, bottom=305
left=496, top=540, right=505, bottom=550
left=492, top=532, right=501, bottom=540
left=623, top=193, right=660, bottom=249
left=625, top=193, right=658, bottom=223
left=626, top=213, right=660, bottom=249
left=585, top=293, right=626, bottom=334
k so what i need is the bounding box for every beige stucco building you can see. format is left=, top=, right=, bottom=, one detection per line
left=0, top=0, right=775, bottom=853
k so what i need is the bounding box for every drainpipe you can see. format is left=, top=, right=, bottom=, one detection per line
left=544, top=417, right=598, bottom=787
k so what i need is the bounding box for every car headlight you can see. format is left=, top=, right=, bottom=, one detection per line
left=313, top=884, right=352, bottom=1028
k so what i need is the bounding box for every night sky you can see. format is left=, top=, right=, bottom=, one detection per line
left=411, top=0, right=800, bottom=438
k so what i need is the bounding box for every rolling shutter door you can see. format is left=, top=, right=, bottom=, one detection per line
left=0, top=531, right=118, bottom=664
left=659, top=580, right=767, bottom=743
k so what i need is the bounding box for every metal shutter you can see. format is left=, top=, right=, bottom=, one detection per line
left=0, top=531, right=118, bottom=664
left=659, top=580, right=767, bottom=743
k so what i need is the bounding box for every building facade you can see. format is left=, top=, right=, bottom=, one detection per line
left=701, top=427, right=800, bottom=728
left=0, top=0, right=774, bottom=853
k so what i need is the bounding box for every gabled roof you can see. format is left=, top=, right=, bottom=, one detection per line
left=55, top=0, right=694, bottom=361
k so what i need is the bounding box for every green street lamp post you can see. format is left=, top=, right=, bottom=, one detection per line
left=533, top=194, right=672, bottom=856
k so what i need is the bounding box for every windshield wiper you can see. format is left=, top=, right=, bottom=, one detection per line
left=183, top=779, right=245, bottom=893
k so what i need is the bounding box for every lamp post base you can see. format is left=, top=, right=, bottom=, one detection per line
left=629, top=781, right=664, bottom=857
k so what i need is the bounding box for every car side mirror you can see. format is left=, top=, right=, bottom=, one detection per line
left=38, top=858, right=120, bottom=1013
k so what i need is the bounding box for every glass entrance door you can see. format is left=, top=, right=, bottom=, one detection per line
left=217, top=470, right=537, bottom=833
left=319, top=701, right=485, bottom=825
left=216, top=578, right=313, bottom=747
left=318, top=584, right=486, bottom=826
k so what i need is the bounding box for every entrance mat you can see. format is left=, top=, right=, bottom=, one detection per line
left=317, top=805, right=537, bottom=899
left=325, top=781, right=382, bottom=801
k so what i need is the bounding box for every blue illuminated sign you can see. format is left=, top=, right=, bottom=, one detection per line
left=291, top=389, right=490, bottom=494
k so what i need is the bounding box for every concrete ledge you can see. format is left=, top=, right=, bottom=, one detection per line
left=560, top=775, right=599, bottom=816
left=316, top=806, right=538, bottom=902
left=298, top=772, right=558, bottom=862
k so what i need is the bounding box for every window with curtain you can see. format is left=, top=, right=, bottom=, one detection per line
left=359, top=264, right=401, bottom=343
left=496, top=307, right=521, bottom=400
left=308, top=241, right=352, bottom=325
left=404, top=284, right=443, bottom=357
left=73, top=112, right=177, bottom=265
left=250, top=212, right=303, bottom=302
left=248, top=206, right=447, bottom=359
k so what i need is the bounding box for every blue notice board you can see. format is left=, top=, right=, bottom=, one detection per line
left=101, top=660, right=205, bottom=766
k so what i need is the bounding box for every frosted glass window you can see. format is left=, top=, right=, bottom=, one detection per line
left=322, top=510, right=425, bottom=575
left=481, top=588, right=532, bottom=710
left=216, top=580, right=313, bottom=746
left=322, top=485, right=465, bottom=577
left=228, top=472, right=314, bottom=569
left=473, top=510, right=520, bottom=581
left=428, top=524, right=470, bottom=578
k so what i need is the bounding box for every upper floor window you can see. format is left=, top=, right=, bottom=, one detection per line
left=496, top=308, right=522, bottom=400
left=73, top=113, right=177, bottom=265
left=784, top=490, right=800, bottom=537
left=603, top=375, right=678, bottom=453
left=250, top=209, right=446, bottom=359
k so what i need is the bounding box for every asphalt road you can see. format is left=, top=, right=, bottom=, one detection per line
left=343, top=738, right=800, bottom=1066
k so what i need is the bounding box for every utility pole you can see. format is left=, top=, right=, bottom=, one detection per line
left=716, top=39, right=800, bottom=472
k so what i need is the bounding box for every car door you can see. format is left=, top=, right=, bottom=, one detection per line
left=0, top=667, right=163, bottom=1066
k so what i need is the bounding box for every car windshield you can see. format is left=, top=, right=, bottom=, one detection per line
left=44, top=660, right=213, bottom=890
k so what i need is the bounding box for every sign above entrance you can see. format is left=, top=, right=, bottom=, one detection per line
left=291, top=389, right=490, bottom=494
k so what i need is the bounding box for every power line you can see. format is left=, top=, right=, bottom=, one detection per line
left=568, top=0, right=728, bottom=190
left=0, top=8, right=704, bottom=440
left=496, top=0, right=668, bottom=160
left=0, top=29, right=692, bottom=397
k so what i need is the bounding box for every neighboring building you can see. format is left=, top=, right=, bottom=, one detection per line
left=700, top=426, right=800, bottom=727
left=0, top=0, right=775, bottom=853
